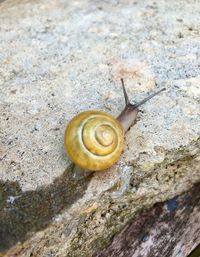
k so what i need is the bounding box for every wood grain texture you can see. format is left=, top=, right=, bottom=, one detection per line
left=94, top=183, right=200, bottom=257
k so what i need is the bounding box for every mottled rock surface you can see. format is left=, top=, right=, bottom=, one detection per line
left=95, top=183, right=200, bottom=257
left=0, top=0, right=200, bottom=256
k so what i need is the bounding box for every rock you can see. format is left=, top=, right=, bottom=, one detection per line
left=94, top=183, right=200, bottom=257
left=0, top=0, right=199, bottom=256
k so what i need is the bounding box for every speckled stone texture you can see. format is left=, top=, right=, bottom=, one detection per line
left=0, top=0, right=200, bottom=256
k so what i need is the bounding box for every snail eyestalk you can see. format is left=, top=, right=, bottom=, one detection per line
left=121, top=78, right=130, bottom=105
left=134, top=87, right=166, bottom=108
left=117, top=79, right=165, bottom=132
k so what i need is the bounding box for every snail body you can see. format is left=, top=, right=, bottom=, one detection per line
left=64, top=79, right=165, bottom=171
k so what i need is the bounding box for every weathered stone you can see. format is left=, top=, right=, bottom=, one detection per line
left=94, top=183, right=200, bottom=257
left=0, top=0, right=200, bottom=256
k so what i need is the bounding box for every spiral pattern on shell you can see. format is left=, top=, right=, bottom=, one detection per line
left=64, top=111, right=124, bottom=171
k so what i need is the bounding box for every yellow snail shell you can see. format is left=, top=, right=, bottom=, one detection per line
left=64, top=111, right=124, bottom=171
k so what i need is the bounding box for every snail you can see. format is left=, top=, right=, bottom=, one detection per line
left=64, top=79, right=165, bottom=171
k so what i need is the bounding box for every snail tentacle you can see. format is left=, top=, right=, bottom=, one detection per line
left=121, top=78, right=130, bottom=105
left=134, top=87, right=166, bottom=108
left=118, top=79, right=166, bottom=132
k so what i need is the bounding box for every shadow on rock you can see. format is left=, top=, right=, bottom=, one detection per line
left=0, top=165, right=93, bottom=251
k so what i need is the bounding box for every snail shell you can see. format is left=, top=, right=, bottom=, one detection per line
left=64, top=111, right=124, bottom=171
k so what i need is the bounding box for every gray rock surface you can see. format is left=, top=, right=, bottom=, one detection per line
left=0, top=0, right=200, bottom=256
